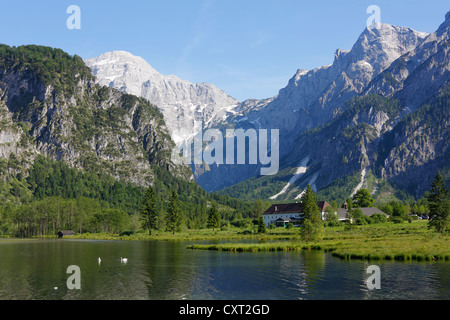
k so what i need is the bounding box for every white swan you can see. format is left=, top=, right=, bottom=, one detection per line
left=121, top=257, right=128, bottom=263
left=98, top=257, right=102, bottom=264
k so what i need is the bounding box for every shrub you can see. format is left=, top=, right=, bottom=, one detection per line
left=391, top=217, right=404, bottom=224
left=355, top=218, right=367, bottom=225
left=230, top=219, right=252, bottom=229
left=371, top=213, right=387, bottom=224
left=327, top=221, right=340, bottom=227
left=119, top=231, right=134, bottom=236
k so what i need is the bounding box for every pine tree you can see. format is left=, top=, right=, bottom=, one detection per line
left=140, top=186, right=159, bottom=235
left=257, top=217, right=266, bottom=234
left=345, top=198, right=354, bottom=223
left=300, top=185, right=324, bottom=242
left=427, top=173, right=450, bottom=233
left=166, top=189, right=182, bottom=235
left=207, top=202, right=221, bottom=231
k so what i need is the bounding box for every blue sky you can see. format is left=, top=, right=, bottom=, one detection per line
left=0, top=1, right=448, bottom=101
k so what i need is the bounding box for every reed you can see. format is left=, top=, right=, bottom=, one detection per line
left=62, top=221, right=450, bottom=262
left=187, top=221, right=450, bottom=262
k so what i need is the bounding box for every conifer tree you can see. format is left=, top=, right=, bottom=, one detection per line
left=427, top=173, right=450, bottom=233
left=140, top=186, right=159, bottom=235
left=166, top=189, right=182, bottom=235
left=257, top=217, right=266, bottom=234
left=345, top=198, right=354, bottom=224
left=207, top=202, right=221, bottom=231
left=300, top=185, right=324, bottom=242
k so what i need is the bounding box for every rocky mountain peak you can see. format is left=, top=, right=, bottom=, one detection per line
left=86, top=51, right=239, bottom=145
left=437, top=10, right=450, bottom=35
left=346, top=23, right=429, bottom=73
left=0, top=45, right=191, bottom=187
left=86, top=51, right=161, bottom=97
left=192, top=17, right=435, bottom=193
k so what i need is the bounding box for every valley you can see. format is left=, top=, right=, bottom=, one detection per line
left=0, top=10, right=448, bottom=243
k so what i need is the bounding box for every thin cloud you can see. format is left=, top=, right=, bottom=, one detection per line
left=178, top=0, right=213, bottom=64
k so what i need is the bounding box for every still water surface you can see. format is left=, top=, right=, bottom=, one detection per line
left=0, top=239, right=448, bottom=300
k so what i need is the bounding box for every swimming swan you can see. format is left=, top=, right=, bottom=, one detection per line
left=121, top=257, right=128, bottom=263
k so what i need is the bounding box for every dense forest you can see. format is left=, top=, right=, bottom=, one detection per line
left=0, top=44, right=446, bottom=238
left=0, top=148, right=439, bottom=238
left=0, top=44, right=95, bottom=91
left=0, top=155, right=261, bottom=237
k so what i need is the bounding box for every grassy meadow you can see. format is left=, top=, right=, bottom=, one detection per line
left=60, top=220, right=450, bottom=262
left=185, top=221, right=450, bottom=262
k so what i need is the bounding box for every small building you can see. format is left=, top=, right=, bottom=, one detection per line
left=57, top=230, right=75, bottom=238
left=275, top=217, right=296, bottom=228
left=263, top=201, right=331, bottom=227
left=333, top=201, right=389, bottom=222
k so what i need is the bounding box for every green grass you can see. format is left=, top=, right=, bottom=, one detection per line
left=186, top=221, right=450, bottom=262
left=47, top=221, right=450, bottom=262
left=66, top=227, right=294, bottom=241
left=186, top=242, right=331, bottom=252
left=322, top=222, right=450, bottom=261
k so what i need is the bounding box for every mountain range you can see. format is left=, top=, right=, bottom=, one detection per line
left=1, top=10, right=449, bottom=205
left=218, top=12, right=449, bottom=203
left=85, top=51, right=239, bottom=146
left=0, top=45, right=191, bottom=191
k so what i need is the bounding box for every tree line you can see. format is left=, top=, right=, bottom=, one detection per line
left=259, top=172, right=449, bottom=240
left=1, top=153, right=447, bottom=237
left=0, top=155, right=261, bottom=237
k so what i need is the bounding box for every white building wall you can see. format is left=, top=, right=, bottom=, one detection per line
left=263, top=212, right=327, bottom=227
left=263, top=213, right=302, bottom=227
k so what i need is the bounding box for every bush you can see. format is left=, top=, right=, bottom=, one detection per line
left=371, top=213, right=388, bottom=224
left=344, top=222, right=356, bottom=231
left=355, top=218, right=367, bottom=225
left=230, top=218, right=252, bottom=229
left=391, top=217, right=404, bottom=224
left=327, top=221, right=341, bottom=227
left=119, top=231, right=135, bottom=236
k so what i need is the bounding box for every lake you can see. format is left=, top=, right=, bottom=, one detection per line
left=0, top=239, right=448, bottom=300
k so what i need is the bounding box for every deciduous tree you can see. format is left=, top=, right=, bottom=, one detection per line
left=352, top=188, right=375, bottom=207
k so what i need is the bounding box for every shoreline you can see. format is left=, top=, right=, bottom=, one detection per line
left=1, top=221, right=449, bottom=262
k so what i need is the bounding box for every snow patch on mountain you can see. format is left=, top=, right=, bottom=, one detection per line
left=350, top=167, right=369, bottom=198
left=269, top=156, right=309, bottom=200
left=85, top=51, right=240, bottom=145
left=295, top=171, right=320, bottom=200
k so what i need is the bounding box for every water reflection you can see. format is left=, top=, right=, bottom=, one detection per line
left=0, top=239, right=448, bottom=300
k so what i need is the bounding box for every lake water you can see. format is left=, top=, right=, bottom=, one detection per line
left=0, top=239, right=448, bottom=300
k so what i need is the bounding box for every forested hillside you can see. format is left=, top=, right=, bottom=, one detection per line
left=0, top=45, right=256, bottom=237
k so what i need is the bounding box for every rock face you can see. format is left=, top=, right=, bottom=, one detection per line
left=85, top=51, right=239, bottom=145
left=0, top=45, right=191, bottom=186
left=220, top=12, right=450, bottom=201
left=83, top=11, right=449, bottom=201
left=229, top=24, right=429, bottom=149
left=365, top=14, right=450, bottom=111
left=200, top=23, right=430, bottom=192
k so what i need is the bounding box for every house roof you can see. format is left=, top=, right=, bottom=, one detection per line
left=58, top=230, right=75, bottom=235
left=336, top=207, right=388, bottom=220
left=264, top=201, right=331, bottom=215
